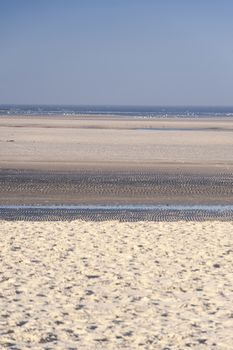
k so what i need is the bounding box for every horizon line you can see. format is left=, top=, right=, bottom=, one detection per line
left=1, top=104, right=233, bottom=108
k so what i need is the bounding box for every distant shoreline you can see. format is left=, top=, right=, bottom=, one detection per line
left=1, top=104, right=233, bottom=118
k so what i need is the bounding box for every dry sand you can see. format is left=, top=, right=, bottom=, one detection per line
left=1, top=116, right=233, bottom=172
left=1, top=220, right=233, bottom=349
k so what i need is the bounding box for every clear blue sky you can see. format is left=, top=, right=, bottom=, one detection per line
left=1, top=0, right=233, bottom=105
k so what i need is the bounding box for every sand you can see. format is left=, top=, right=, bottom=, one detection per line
left=1, top=115, right=233, bottom=205
left=1, top=220, right=233, bottom=349
left=1, top=116, right=233, bottom=172
left=1, top=170, right=233, bottom=206
left=1, top=115, right=233, bottom=349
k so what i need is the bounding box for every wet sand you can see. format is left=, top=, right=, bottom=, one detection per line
left=1, top=204, right=233, bottom=222
left=1, top=115, right=233, bottom=206
left=1, top=170, right=233, bottom=207
left=1, top=220, right=233, bottom=349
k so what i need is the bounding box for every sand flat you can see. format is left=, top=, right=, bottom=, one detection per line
left=1, top=116, right=233, bottom=172
left=0, top=220, right=233, bottom=349
left=1, top=116, right=233, bottom=205
left=1, top=170, right=233, bottom=205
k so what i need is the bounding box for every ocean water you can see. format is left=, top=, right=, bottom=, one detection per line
left=0, top=204, right=233, bottom=211
left=1, top=105, right=233, bottom=118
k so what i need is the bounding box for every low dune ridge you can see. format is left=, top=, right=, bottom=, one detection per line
left=1, top=220, right=233, bottom=349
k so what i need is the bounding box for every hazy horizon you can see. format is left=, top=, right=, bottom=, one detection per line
left=1, top=0, right=233, bottom=105
left=1, top=104, right=233, bottom=108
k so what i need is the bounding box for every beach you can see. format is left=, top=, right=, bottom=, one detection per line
left=1, top=116, right=233, bottom=172
left=3, top=0, right=233, bottom=349
left=1, top=115, right=233, bottom=349
left=0, top=116, right=233, bottom=206
left=1, top=220, right=233, bottom=349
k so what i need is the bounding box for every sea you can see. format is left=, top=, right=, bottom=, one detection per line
left=1, top=105, right=233, bottom=118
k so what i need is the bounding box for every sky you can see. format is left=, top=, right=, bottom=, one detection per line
left=1, top=0, right=233, bottom=106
